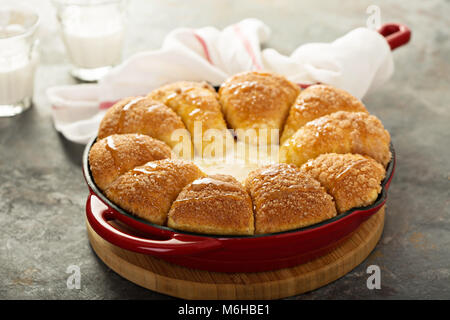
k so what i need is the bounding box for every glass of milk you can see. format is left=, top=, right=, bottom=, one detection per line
left=0, top=5, right=39, bottom=117
left=53, top=0, right=128, bottom=82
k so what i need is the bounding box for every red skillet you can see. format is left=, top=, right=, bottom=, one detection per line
left=84, top=23, right=408, bottom=273
left=84, top=143, right=395, bottom=273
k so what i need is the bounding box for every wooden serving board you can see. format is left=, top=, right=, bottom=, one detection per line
left=86, top=206, right=385, bottom=300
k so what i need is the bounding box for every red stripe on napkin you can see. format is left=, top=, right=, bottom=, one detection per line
left=233, top=24, right=262, bottom=70
left=99, top=101, right=117, bottom=110
left=193, top=32, right=214, bottom=65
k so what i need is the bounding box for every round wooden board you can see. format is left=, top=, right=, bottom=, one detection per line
left=86, top=206, right=385, bottom=300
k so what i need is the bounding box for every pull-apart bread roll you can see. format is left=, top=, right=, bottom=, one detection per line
left=219, top=71, right=300, bottom=145
left=89, top=133, right=172, bottom=191
left=98, top=96, right=187, bottom=149
left=280, top=111, right=391, bottom=167
left=148, top=81, right=232, bottom=158
left=280, top=85, right=368, bottom=143
left=245, top=163, right=336, bottom=234
left=105, top=159, right=205, bottom=225
left=168, top=174, right=254, bottom=235
left=301, top=154, right=386, bottom=213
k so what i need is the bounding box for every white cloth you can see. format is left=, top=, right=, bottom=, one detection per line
left=47, top=18, right=394, bottom=144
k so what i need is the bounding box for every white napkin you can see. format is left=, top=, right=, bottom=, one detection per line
left=47, top=18, right=394, bottom=144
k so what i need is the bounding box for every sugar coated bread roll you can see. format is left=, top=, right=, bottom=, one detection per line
left=281, top=85, right=368, bottom=143
left=98, top=96, right=187, bottom=149
left=245, top=163, right=336, bottom=234
left=105, top=159, right=205, bottom=225
left=89, top=133, right=172, bottom=191
left=219, top=71, right=300, bottom=145
left=148, top=81, right=232, bottom=158
left=168, top=174, right=254, bottom=235
left=280, top=111, right=391, bottom=167
left=301, top=153, right=386, bottom=213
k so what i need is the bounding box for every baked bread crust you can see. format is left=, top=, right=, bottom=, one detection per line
left=105, top=159, right=205, bottom=225
left=148, top=81, right=232, bottom=158
left=281, top=85, right=368, bottom=143
left=167, top=174, right=254, bottom=235
left=89, top=133, right=172, bottom=191
left=280, top=111, right=391, bottom=167
left=219, top=71, right=300, bottom=145
left=98, top=96, right=187, bottom=149
left=245, top=163, right=336, bottom=234
left=301, top=153, right=386, bottom=213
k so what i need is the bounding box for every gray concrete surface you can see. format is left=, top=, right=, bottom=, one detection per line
left=0, top=0, right=449, bottom=299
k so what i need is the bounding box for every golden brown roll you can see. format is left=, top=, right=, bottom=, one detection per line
left=301, top=154, right=386, bottom=213
left=280, top=85, right=368, bottom=143
left=280, top=111, right=391, bottom=167
left=245, top=163, right=336, bottom=234
left=97, top=96, right=188, bottom=149
left=148, top=81, right=232, bottom=158
left=105, top=159, right=205, bottom=225
left=219, top=71, right=300, bottom=145
left=167, top=174, right=254, bottom=235
left=89, top=133, right=172, bottom=191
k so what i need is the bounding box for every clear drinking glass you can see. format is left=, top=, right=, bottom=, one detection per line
left=53, top=0, right=128, bottom=82
left=0, top=4, right=39, bottom=117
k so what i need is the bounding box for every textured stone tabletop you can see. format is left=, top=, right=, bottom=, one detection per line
left=0, top=0, right=449, bottom=299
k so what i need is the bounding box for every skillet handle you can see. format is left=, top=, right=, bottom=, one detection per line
left=86, top=193, right=223, bottom=257
left=378, top=23, right=411, bottom=50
